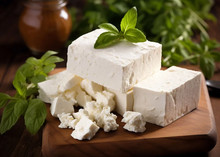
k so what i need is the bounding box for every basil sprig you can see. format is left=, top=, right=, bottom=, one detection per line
left=94, top=7, right=146, bottom=49
left=0, top=51, right=63, bottom=135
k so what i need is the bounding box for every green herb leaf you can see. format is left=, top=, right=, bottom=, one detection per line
left=200, top=56, right=215, bottom=79
left=13, top=71, right=27, bottom=97
left=24, top=99, right=47, bottom=135
left=120, top=6, right=137, bottom=32
left=99, top=23, right=119, bottom=34
left=0, top=93, right=11, bottom=109
left=14, top=99, right=28, bottom=116
left=41, top=51, right=58, bottom=62
left=43, top=64, right=56, bottom=74
left=44, top=56, right=64, bottom=65
left=124, top=28, right=147, bottom=43
left=26, top=57, right=41, bottom=66
left=0, top=100, right=25, bottom=134
left=94, top=32, right=120, bottom=49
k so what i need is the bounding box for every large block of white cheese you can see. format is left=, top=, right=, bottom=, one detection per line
left=133, top=66, right=201, bottom=127
left=67, top=29, right=162, bottom=92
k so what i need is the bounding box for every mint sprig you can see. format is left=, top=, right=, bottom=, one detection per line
left=0, top=51, right=63, bottom=135
left=94, top=7, right=147, bottom=49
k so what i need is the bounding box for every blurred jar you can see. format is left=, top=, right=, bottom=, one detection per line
left=19, top=0, right=72, bottom=55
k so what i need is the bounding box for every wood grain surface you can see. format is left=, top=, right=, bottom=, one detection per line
left=42, top=68, right=217, bottom=157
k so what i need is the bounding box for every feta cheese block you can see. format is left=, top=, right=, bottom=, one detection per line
left=50, top=96, right=74, bottom=117
left=71, top=117, right=99, bottom=140
left=67, top=29, right=162, bottom=92
left=122, top=111, right=146, bottom=133
left=107, top=88, right=134, bottom=116
left=133, top=66, right=202, bottom=127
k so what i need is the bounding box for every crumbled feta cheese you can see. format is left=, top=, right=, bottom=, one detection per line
left=73, top=109, right=90, bottom=120
left=76, top=91, right=92, bottom=107
left=57, top=113, right=78, bottom=129
left=122, top=111, right=146, bottom=133
left=38, top=79, right=59, bottom=103
left=58, top=73, right=82, bottom=92
left=96, top=107, right=119, bottom=132
left=50, top=96, right=74, bottom=117
left=71, top=117, right=99, bottom=140
left=96, top=91, right=115, bottom=111
left=80, top=79, right=103, bottom=99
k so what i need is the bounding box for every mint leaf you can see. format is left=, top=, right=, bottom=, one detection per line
left=120, top=7, right=137, bottom=32
left=0, top=93, right=11, bottom=109
left=24, top=99, right=47, bottom=135
left=94, top=32, right=120, bottom=49
left=0, top=100, right=24, bottom=134
left=124, top=28, right=147, bottom=43
left=98, top=23, right=119, bottom=34
left=41, top=51, right=58, bottom=62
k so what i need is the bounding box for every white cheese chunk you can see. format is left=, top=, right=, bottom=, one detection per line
left=96, top=91, right=115, bottom=111
left=107, top=88, right=134, bottom=116
left=71, top=117, right=99, bottom=140
left=80, top=79, right=103, bottom=99
left=84, top=101, right=102, bottom=121
left=133, top=66, right=202, bottom=127
left=122, top=111, right=146, bottom=133
left=58, top=73, right=82, bottom=92
left=73, top=109, right=90, bottom=120
left=50, top=96, right=74, bottom=117
left=67, top=29, right=162, bottom=92
left=96, top=107, right=119, bottom=132
left=57, top=113, right=78, bottom=129
left=76, top=90, right=92, bottom=107
left=38, top=79, right=60, bottom=103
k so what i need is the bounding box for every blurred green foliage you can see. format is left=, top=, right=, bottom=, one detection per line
left=68, top=0, right=220, bottom=79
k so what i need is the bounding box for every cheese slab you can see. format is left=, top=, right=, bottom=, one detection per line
left=67, top=29, right=162, bottom=93
left=133, top=66, right=202, bottom=127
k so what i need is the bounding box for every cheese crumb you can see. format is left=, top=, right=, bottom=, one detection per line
left=50, top=96, right=74, bottom=117
left=122, top=111, right=146, bottom=133
left=57, top=113, right=78, bottom=129
left=71, top=117, right=99, bottom=140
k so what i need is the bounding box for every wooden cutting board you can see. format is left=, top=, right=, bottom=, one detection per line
left=42, top=68, right=217, bottom=157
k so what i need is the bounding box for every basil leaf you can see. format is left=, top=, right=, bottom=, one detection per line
left=43, top=64, right=56, bottom=74
left=120, top=6, right=137, bottom=32
left=44, top=56, right=64, bottom=65
left=200, top=56, right=215, bottom=79
left=94, top=32, right=120, bottom=49
left=124, top=28, right=146, bottom=43
left=24, top=99, right=47, bottom=135
left=14, top=99, right=28, bottom=116
left=13, top=71, right=27, bottom=97
left=0, top=93, right=11, bottom=109
left=41, top=51, right=58, bottom=62
left=30, top=74, right=46, bottom=85
left=98, top=23, right=119, bottom=34
left=26, top=57, right=41, bottom=66
left=0, top=100, right=24, bottom=134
